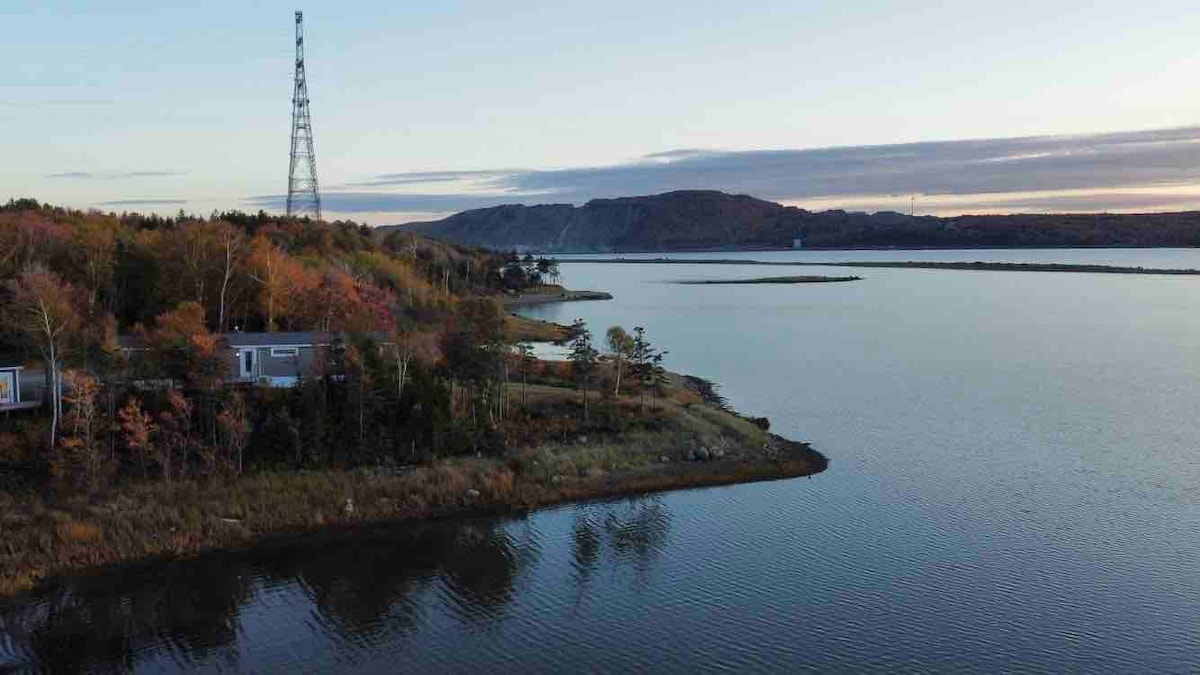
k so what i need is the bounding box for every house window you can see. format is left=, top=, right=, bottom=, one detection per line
left=271, top=347, right=300, bottom=358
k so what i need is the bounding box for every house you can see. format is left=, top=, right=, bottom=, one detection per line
left=119, top=331, right=390, bottom=388
left=221, top=332, right=330, bottom=387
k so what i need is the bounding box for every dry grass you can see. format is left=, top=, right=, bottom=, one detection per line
left=504, top=314, right=571, bottom=342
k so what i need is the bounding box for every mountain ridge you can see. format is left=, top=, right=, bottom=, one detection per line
left=392, top=190, right=1200, bottom=251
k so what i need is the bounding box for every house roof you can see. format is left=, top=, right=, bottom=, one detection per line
left=118, top=331, right=392, bottom=349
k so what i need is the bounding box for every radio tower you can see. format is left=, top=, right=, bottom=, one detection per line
left=287, top=10, right=321, bottom=220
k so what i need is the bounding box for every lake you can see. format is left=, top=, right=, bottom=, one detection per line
left=5, top=248, right=1200, bottom=672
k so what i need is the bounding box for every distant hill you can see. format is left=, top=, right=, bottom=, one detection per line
left=394, top=190, right=1200, bottom=251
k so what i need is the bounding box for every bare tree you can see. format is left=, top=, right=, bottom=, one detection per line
left=215, top=223, right=244, bottom=332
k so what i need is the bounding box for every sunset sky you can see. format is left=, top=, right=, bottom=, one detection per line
left=5, top=0, right=1200, bottom=223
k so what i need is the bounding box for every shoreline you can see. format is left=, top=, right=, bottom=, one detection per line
left=672, top=275, right=861, bottom=284
left=0, top=385, right=825, bottom=599
left=560, top=258, right=1200, bottom=276
left=503, top=288, right=614, bottom=307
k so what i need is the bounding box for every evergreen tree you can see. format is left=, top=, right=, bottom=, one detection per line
left=569, top=319, right=599, bottom=421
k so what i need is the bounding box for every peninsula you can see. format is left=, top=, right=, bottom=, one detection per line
left=0, top=200, right=825, bottom=597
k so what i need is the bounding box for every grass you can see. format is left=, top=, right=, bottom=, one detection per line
left=504, top=314, right=572, bottom=342
left=0, top=377, right=825, bottom=598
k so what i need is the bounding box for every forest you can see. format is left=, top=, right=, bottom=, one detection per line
left=0, top=198, right=584, bottom=489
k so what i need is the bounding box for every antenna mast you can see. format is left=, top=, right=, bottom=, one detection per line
left=287, top=10, right=321, bottom=220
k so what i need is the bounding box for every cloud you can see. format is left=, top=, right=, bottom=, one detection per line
left=99, top=198, right=188, bottom=206
left=47, top=170, right=185, bottom=180
left=246, top=191, right=539, bottom=214
left=352, top=170, right=511, bottom=187
left=0, top=99, right=116, bottom=108
left=258, top=125, right=1200, bottom=219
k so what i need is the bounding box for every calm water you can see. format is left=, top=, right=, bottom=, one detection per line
left=6, top=248, right=1200, bottom=672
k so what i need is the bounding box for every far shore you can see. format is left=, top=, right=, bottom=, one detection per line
left=673, top=275, right=861, bottom=284
left=807, top=261, right=1200, bottom=275
left=561, top=258, right=1200, bottom=276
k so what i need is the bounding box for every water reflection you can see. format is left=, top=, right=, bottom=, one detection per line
left=0, top=497, right=674, bottom=673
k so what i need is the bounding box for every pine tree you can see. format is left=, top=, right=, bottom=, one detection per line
left=569, top=319, right=599, bottom=421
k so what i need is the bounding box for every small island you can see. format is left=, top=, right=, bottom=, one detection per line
left=806, top=261, right=1200, bottom=275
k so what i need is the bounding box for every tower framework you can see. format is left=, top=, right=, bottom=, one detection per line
left=287, top=10, right=321, bottom=220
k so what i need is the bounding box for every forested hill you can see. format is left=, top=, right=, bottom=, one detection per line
left=400, top=190, right=1200, bottom=251
left=0, top=197, right=506, bottom=343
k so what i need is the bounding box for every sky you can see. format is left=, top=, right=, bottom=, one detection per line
left=5, top=0, right=1200, bottom=224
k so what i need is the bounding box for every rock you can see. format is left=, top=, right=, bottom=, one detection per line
left=550, top=474, right=563, bottom=486
left=713, top=448, right=727, bottom=459
left=343, top=498, right=355, bottom=517
left=693, top=446, right=711, bottom=461
left=660, top=455, right=671, bottom=463
left=463, top=489, right=482, bottom=505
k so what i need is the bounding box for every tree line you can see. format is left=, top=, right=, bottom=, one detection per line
left=0, top=199, right=669, bottom=492
left=0, top=200, right=542, bottom=486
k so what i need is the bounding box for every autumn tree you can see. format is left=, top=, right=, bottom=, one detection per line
left=387, top=323, right=440, bottom=403
left=216, top=391, right=249, bottom=477
left=155, top=389, right=194, bottom=482
left=146, top=301, right=225, bottom=389
left=6, top=268, right=81, bottom=445
left=605, top=325, right=634, bottom=397
left=118, top=396, right=156, bottom=478
left=66, top=218, right=118, bottom=368
left=57, top=369, right=107, bottom=487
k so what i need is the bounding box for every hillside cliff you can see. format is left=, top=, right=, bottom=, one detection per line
left=399, top=190, right=1200, bottom=251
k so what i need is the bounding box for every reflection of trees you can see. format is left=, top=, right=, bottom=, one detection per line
left=0, top=554, right=254, bottom=673
left=255, top=518, right=540, bottom=633
left=0, top=515, right=543, bottom=672
left=570, top=496, right=673, bottom=592
left=436, top=519, right=541, bottom=625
